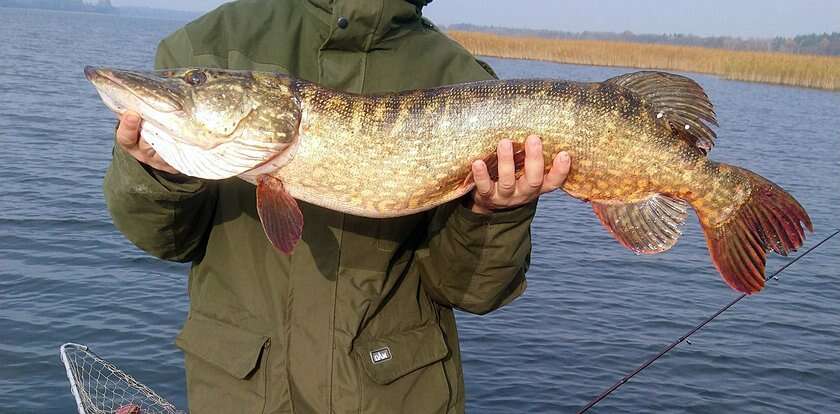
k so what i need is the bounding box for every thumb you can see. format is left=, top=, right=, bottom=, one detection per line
left=116, top=111, right=141, bottom=148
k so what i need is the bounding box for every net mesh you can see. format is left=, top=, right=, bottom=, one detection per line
left=60, top=343, right=185, bottom=414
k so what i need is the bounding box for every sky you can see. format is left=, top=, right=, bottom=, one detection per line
left=110, top=0, right=840, bottom=38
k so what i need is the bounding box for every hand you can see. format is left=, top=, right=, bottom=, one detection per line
left=116, top=111, right=180, bottom=174
left=469, top=135, right=571, bottom=215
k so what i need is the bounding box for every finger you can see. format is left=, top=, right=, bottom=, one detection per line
left=541, top=151, right=571, bottom=194
left=471, top=160, right=494, bottom=197
left=522, top=135, right=545, bottom=192
left=137, top=136, right=157, bottom=158
left=496, top=139, right=516, bottom=196
left=116, top=111, right=141, bottom=149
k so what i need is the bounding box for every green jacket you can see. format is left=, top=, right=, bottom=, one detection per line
left=103, top=0, right=537, bottom=412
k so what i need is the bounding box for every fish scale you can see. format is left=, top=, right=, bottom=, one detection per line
left=85, top=66, right=812, bottom=294
left=287, top=79, right=656, bottom=215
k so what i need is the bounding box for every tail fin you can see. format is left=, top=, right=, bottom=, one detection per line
left=698, top=166, right=812, bottom=294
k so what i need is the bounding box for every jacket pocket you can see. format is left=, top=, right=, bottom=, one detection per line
left=354, top=323, right=452, bottom=413
left=176, top=313, right=271, bottom=414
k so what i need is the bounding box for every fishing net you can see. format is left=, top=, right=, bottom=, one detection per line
left=60, top=343, right=185, bottom=414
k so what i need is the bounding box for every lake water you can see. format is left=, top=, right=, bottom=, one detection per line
left=0, top=8, right=838, bottom=414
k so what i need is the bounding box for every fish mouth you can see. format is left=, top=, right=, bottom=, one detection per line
left=84, top=66, right=183, bottom=114
left=85, top=65, right=187, bottom=151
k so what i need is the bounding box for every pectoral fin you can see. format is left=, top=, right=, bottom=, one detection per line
left=256, top=175, right=303, bottom=254
left=592, top=194, right=689, bottom=254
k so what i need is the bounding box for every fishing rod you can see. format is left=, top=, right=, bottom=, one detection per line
left=576, top=228, right=840, bottom=414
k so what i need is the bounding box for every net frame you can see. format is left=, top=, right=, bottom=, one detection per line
left=59, top=343, right=185, bottom=414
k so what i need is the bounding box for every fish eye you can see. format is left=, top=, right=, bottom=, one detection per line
left=185, top=70, right=207, bottom=86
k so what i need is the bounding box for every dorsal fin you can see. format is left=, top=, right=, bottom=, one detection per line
left=607, top=71, right=719, bottom=154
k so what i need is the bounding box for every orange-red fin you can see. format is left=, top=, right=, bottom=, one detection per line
left=592, top=194, right=689, bottom=254
left=700, top=167, right=812, bottom=294
left=256, top=175, right=303, bottom=254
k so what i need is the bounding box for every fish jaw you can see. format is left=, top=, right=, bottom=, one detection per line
left=140, top=120, right=299, bottom=180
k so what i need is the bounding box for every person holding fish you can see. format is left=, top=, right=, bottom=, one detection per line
left=102, top=0, right=570, bottom=413
left=95, top=0, right=813, bottom=411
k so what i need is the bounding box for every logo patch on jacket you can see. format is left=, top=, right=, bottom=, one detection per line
left=370, top=347, right=392, bottom=364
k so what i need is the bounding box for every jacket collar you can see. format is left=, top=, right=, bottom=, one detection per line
left=302, top=0, right=430, bottom=51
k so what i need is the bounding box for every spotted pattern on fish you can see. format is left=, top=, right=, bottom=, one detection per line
left=86, top=67, right=812, bottom=294
left=277, top=78, right=694, bottom=216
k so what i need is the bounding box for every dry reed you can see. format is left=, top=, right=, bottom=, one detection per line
left=449, top=31, right=840, bottom=91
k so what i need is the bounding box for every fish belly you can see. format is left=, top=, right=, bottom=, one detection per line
left=555, top=129, right=700, bottom=205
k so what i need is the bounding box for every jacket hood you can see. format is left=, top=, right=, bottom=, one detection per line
left=303, top=0, right=433, bottom=52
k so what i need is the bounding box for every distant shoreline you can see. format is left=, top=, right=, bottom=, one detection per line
left=0, top=4, right=112, bottom=13
left=0, top=4, right=199, bottom=20
left=449, top=31, right=840, bottom=91
left=4, top=7, right=837, bottom=91
left=445, top=24, right=840, bottom=58
left=0, top=0, right=115, bottom=13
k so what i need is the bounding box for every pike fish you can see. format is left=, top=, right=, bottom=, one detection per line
left=84, top=66, right=812, bottom=294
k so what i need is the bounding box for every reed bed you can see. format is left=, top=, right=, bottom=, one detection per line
left=449, top=31, right=840, bottom=91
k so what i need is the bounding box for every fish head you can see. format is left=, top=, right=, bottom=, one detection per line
left=84, top=66, right=302, bottom=179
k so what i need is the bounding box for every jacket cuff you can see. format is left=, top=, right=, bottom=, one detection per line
left=454, top=200, right=538, bottom=226
left=111, top=143, right=207, bottom=198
